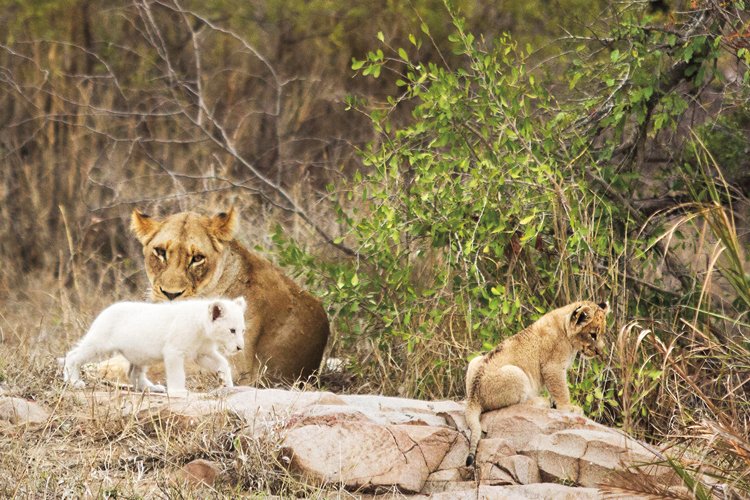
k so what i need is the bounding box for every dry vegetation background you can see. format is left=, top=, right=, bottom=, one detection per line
left=1, top=0, right=749, bottom=497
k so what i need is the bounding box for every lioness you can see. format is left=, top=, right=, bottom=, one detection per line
left=464, top=300, right=608, bottom=466
left=129, top=207, right=330, bottom=384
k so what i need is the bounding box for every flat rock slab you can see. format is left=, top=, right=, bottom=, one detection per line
left=56, top=386, right=673, bottom=496
left=0, top=396, right=50, bottom=426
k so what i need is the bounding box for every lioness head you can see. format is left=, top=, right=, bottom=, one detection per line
left=569, top=301, right=609, bottom=358
left=131, top=208, right=237, bottom=301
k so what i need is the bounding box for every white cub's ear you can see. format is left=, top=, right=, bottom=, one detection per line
left=233, top=296, right=247, bottom=312
left=210, top=301, right=224, bottom=321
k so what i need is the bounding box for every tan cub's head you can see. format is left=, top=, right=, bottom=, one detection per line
left=569, top=301, right=609, bottom=358
left=131, top=207, right=237, bottom=301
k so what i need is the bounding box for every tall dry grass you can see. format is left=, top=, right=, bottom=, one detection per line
left=1, top=1, right=749, bottom=497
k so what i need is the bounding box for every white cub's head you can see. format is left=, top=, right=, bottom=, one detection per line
left=207, top=297, right=247, bottom=355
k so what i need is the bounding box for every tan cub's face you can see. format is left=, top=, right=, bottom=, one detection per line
left=569, top=301, right=609, bottom=358
left=131, top=208, right=237, bottom=301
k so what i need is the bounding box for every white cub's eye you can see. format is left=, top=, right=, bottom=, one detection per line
left=230, top=328, right=236, bottom=334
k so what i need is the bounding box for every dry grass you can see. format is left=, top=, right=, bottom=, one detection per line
left=0, top=271, right=329, bottom=498
left=1, top=3, right=749, bottom=497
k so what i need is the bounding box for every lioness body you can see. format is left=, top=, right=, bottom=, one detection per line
left=464, top=301, right=608, bottom=466
left=130, top=208, right=330, bottom=384
left=64, top=298, right=247, bottom=397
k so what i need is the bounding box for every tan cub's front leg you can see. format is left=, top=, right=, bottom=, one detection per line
left=542, top=364, right=582, bottom=414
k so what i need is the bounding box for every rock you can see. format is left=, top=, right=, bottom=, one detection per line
left=435, top=431, right=470, bottom=470
left=0, top=396, right=49, bottom=426
left=493, top=455, right=540, bottom=485
left=420, top=478, right=476, bottom=495
left=282, top=419, right=426, bottom=492
left=519, top=427, right=667, bottom=487
left=404, top=483, right=601, bottom=499
left=61, top=387, right=679, bottom=496
left=486, top=483, right=601, bottom=499
left=280, top=412, right=458, bottom=493
left=177, top=459, right=221, bottom=486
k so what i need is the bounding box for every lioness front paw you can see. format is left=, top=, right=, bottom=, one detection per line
left=558, top=404, right=584, bottom=415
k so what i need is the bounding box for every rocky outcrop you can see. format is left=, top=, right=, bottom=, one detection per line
left=61, top=386, right=677, bottom=498
left=0, top=396, right=50, bottom=427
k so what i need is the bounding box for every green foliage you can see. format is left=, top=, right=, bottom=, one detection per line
left=279, top=11, right=629, bottom=399
left=691, top=109, right=750, bottom=181
left=277, top=7, right=750, bottom=463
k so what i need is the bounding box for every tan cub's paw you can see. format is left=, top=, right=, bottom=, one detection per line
left=528, top=396, right=551, bottom=408
left=558, top=404, right=584, bottom=415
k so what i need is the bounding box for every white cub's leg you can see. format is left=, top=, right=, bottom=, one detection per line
left=164, top=351, right=188, bottom=397
left=63, top=342, right=105, bottom=389
left=128, top=364, right=166, bottom=393
left=197, top=351, right=234, bottom=388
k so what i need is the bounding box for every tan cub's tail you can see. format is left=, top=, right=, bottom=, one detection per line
left=465, top=399, right=482, bottom=466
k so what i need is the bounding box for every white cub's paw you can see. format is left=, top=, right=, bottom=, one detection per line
left=68, top=380, right=86, bottom=390
left=167, top=389, right=189, bottom=398
left=147, top=384, right=167, bottom=393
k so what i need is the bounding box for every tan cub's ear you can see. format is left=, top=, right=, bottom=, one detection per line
left=598, top=301, right=610, bottom=314
left=571, top=305, right=589, bottom=326
left=131, top=210, right=162, bottom=244
left=210, top=207, right=238, bottom=242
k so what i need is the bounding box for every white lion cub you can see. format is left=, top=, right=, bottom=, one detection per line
left=64, top=297, right=247, bottom=397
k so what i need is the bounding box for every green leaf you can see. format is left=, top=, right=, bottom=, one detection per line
left=519, top=214, right=535, bottom=225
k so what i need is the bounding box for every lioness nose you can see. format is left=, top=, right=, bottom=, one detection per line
left=160, top=288, right=184, bottom=301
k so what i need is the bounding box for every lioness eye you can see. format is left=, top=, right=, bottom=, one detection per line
left=191, top=254, right=205, bottom=265
left=153, top=247, right=166, bottom=261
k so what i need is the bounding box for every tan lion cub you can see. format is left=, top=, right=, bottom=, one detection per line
left=464, top=300, right=608, bottom=466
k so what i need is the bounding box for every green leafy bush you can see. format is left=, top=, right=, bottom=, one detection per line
left=278, top=13, right=629, bottom=400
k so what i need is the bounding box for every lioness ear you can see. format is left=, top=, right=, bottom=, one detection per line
left=131, top=210, right=161, bottom=245
left=233, top=296, right=247, bottom=312
left=210, top=302, right=224, bottom=322
left=210, top=207, right=238, bottom=242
